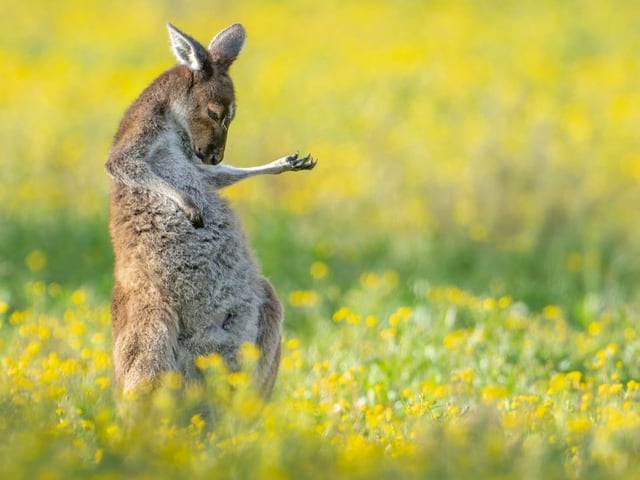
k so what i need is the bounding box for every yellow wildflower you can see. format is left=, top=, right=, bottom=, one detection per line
left=310, top=261, right=329, bottom=279
left=26, top=250, right=47, bottom=272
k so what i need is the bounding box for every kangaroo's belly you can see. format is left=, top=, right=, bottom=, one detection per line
left=109, top=183, right=262, bottom=351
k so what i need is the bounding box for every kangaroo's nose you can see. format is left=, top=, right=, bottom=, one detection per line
left=212, top=150, right=223, bottom=165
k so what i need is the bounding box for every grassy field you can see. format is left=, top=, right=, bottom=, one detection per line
left=1, top=0, right=640, bottom=477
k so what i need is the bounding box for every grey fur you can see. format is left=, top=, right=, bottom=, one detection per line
left=105, top=23, right=316, bottom=398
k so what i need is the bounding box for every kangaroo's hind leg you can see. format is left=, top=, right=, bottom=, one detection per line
left=111, top=286, right=180, bottom=393
left=255, top=278, right=283, bottom=399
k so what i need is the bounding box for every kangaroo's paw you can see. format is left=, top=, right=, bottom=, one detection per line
left=286, top=152, right=317, bottom=171
left=187, top=208, right=204, bottom=229
left=179, top=194, right=204, bottom=228
left=184, top=205, right=204, bottom=228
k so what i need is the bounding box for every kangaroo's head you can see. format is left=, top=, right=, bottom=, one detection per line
left=167, top=23, right=245, bottom=165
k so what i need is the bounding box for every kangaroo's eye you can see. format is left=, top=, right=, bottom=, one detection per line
left=222, top=311, right=236, bottom=331
left=207, top=109, right=220, bottom=122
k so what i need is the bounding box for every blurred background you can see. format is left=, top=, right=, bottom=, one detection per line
left=1, top=0, right=639, bottom=329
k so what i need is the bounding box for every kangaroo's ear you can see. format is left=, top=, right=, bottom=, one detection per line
left=167, top=23, right=210, bottom=72
left=208, top=23, right=246, bottom=70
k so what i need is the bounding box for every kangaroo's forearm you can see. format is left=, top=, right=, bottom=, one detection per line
left=198, top=153, right=317, bottom=189
left=106, top=151, right=204, bottom=227
left=107, top=154, right=179, bottom=203
left=198, top=161, right=286, bottom=189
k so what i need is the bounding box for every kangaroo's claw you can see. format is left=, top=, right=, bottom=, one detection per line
left=286, top=152, right=317, bottom=171
left=186, top=207, right=204, bottom=228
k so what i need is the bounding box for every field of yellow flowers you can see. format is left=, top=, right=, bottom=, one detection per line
left=1, top=0, right=640, bottom=478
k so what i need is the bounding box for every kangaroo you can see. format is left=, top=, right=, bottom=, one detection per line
left=105, top=23, right=315, bottom=399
